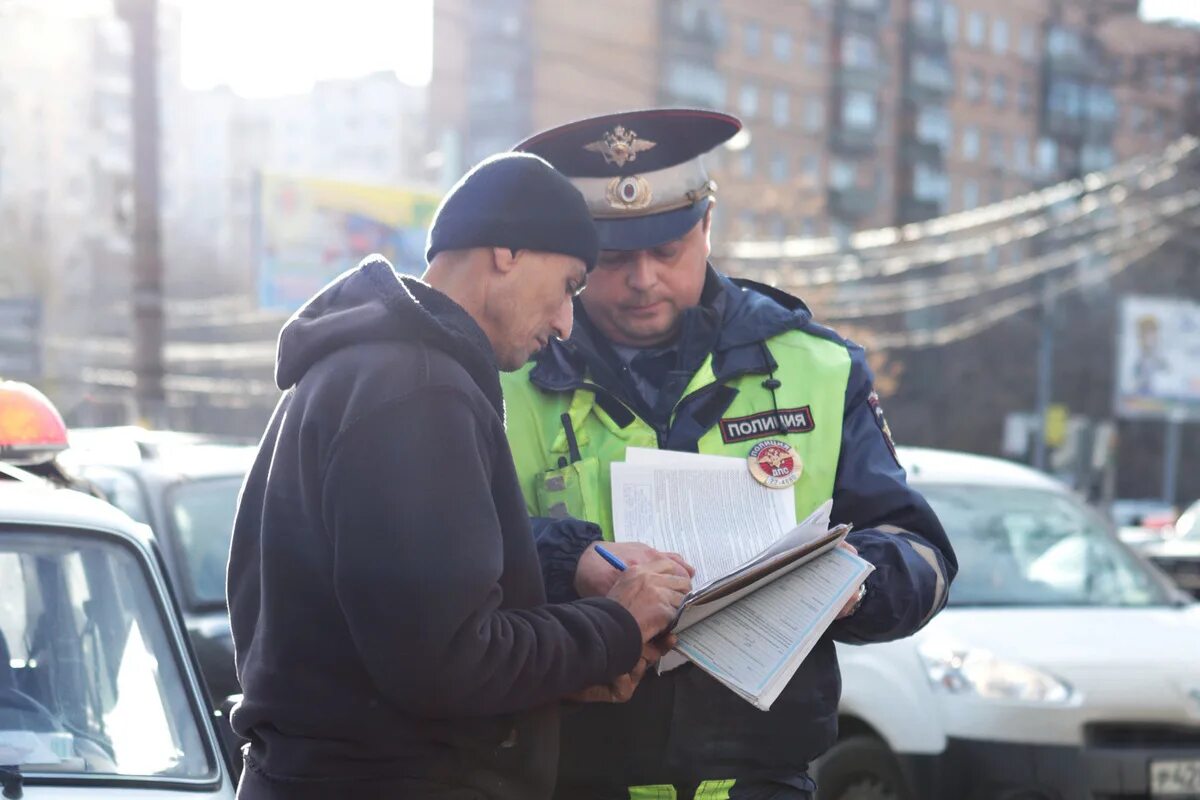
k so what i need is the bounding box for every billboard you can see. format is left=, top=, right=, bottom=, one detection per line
left=1115, top=295, right=1200, bottom=419
left=257, top=173, right=440, bottom=311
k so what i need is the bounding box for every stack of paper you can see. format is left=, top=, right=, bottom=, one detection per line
left=612, top=449, right=873, bottom=710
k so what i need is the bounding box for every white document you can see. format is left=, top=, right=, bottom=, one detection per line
left=624, top=447, right=746, bottom=470
left=611, top=457, right=796, bottom=587
left=674, top=547, right=874, bottom=711
left=610, top=448, right=867, bottom=709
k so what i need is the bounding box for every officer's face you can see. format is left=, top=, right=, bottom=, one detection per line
left=487, top=249, right=587, bottom=371
left=580, top=208, right=712, bottom=348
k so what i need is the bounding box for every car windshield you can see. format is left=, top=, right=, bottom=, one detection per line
left=0, top=530, right=214, bottom=780
left=919, top=484, right=1174, bottom=607
left=166, top=478, right=241, bottom=609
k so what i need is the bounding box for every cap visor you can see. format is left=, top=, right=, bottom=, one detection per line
left=595, top=200, right=709, bottom=252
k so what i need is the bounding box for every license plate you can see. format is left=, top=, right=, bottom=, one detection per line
left=1151, top=759, right=1200, bottom=796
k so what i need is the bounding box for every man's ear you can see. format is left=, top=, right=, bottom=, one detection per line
left=492, top=247, right=521, bottom=274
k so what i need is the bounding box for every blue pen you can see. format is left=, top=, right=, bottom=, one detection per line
left=594, top=544, right=627, bottom=572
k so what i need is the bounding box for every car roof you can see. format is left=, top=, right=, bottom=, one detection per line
left=0, top=480, right=154, bottom=548
left=62, top=439, right=257, bottom=482
left=897, top=446, right=1070, bottom=493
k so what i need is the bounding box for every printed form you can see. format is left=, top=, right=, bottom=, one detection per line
left=610, top=448, right=873, bottom=710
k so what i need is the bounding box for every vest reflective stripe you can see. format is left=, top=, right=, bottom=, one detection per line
left=627, top=780, right=735, bottom=800
left=503, top=330, right=852, bottom=538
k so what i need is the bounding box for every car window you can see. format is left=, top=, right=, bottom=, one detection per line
left=166, top=478, right=242, bottom=609
left=72, top=465, right=151, bottom=525
left=919, top=485, right=1172, bottom=607
left=0, top=530, right=214, bottom=781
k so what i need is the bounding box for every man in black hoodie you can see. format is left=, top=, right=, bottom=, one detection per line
left=227, top=153, right=692, bottom=800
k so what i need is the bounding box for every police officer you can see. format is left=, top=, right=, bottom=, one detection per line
left=500, top=110, right=958, bottom=800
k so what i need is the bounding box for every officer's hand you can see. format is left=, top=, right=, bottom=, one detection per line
left=575, top=542, right=693, bottom=598
left=606, top=560, right=692, bottom=641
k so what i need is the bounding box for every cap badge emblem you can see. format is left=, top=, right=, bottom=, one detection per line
left=605, top=175, right=653, bottom=210
left=584, top=126, right=657, bottom=168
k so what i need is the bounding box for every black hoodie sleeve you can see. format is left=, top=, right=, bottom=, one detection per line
left=320, top=386, right=642, bottom=718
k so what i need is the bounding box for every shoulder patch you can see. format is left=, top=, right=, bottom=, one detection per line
left=867, top=390, right=900, bottom=465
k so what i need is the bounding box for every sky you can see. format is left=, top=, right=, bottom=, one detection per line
left=1141, top=0, right=1200, bottom=23
left=179, top=0, right=1197, bottom=98
left=178, top=0, right=433, bottom=97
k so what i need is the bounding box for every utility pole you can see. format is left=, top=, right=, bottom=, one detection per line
left=120, top=0, right=166, bottom=426
left=1033, top=280, right=1056, bottom=471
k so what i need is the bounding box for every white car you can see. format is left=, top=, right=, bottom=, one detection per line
left=0, top=476, right=238, bottom=798
left=815, top=447, right=1200, bottom=800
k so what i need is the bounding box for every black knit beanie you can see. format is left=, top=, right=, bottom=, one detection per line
left=425, top=152, right=600, bottom=271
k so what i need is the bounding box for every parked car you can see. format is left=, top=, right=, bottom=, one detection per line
left=1138, top=499, right=1200, bottom=598
left=1111, top=498, right=1178, bottom=547
left=57, top=428, right=255, bottom=706
left=0, top=405, right=237, bottom=797
left=815, top=447, right=1200, bottom=800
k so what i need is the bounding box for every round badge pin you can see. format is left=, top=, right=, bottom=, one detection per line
left=747, top=439, right=802, bottom=489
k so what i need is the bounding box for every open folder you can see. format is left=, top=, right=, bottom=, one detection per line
left=612, top=449, right=873, bottom=710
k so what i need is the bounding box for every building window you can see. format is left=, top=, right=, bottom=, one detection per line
left=916, top=105, right=951, bottom=146
left=991, top=75, right=1007, bottom=108
left=991, top=17, right=1008, bottom=54
left=962, top=178, right=980, bottom=210
left=842, top=89, right=877, bottom=130
left=1013, top=136, right=1030, bottom=174
left=962, top=125, right=980, bottom=160
left=843, top=32, right=878, bottom=69
left=1048, top=80, right=1085, bottom=118
left=770, top=151, right=788, bottom=183
left=1017, top=80, right=1033, bottom=113
left=804, top=96, right=825, bottom=133
left=773, top=30, right=792, bottom=61
left=965, top=68, right=983, bottom=102
left=469, top=71, right=517, bottom=104
left=831, top=159, right=855, bottom=189
left=802, top=154, right=820, bottom=183
left=738, top=210, right=757, bottom=237
left=1089, top=86, right=1117, bottom=122
left=913, top=163, right=949, bottom=203
left=805, top=36, right=824, bottom=66
left=1019, top=26, right=1037, bottom=61
left=988, top=132, right=1006, bottom=168
left=967, top=11, right=986, bottom=47
left=1036, top=137, right=1058, bottom=176
left=664, top=59, right=726, bottom=109
left=740, top=148, right=756, bottom=177
left=1130, top=105, right=1146, bottom=132
left=943, top=2, right=958, bottom=42
left=766, top=214, right=787, bottom=238
left=1047, top=26, right=1083, bottom=60
left=772, top=89, right=790, bottom=126
left=1081, top=144, right=1114, bottom=172
left=912, top=54, right=953, bottom=93
left=744, top=21, right=762, bottom=57
left=913, top=0, right=937, bottom=27
left=739, top=82, right=760, bottom=117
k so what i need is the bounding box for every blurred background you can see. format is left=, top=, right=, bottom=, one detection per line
left=1, top=0, right=1199, bottom=511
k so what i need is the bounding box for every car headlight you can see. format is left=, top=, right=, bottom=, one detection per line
left=918, top=639, right=1075, bottom=704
